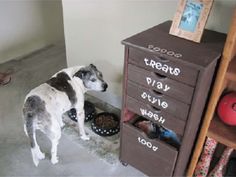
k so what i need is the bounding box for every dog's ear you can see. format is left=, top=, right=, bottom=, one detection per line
left=74, top=69, right=90, bottom=80
left=89, top=64, right=97, bottom=70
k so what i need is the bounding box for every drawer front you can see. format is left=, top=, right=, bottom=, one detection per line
left=120, top=123, right=178, bottom=177
left=126, top=96, right=186, bottom=135
left=128, top=64, right=194, bottom=104
left=127, top=81, right=190, bottom=120
left=128, top=47, right=198, bottom=86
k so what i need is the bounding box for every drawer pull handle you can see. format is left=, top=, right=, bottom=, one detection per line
left=153, top=72, right=167, bottom=80
left=154, top=55, right=169, bottom=63
left=147, top=105, right=161, bottom=113
left=151, top=90, right=163, bottom=97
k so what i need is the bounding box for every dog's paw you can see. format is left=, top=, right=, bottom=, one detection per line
left=80, top=135, right=90, bottom=141
left=51, top=156, right=59, bottom=165
left=33, top=157, right=39, bottom=167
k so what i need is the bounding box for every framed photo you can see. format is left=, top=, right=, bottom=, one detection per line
left=169, top=0, right=214, bottom=43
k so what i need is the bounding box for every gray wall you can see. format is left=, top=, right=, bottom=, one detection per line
left=0, top=0, right=65, bottom=64
left=62, top=0, right=236, bottom=108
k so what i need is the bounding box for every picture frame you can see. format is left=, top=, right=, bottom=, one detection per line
left=169, top=0, right=214, bottom=43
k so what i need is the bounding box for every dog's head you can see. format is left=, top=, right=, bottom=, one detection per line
left=74, top=64, right=108, bottom=92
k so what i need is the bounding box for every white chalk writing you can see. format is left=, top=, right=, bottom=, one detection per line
left=140, top=108, right=165, bottom=124
left=141, top=92, right=168, bottom=109
left=148, top=44, right=182, bottom=58
left=144, top=58, right=181, bottom=76
left=138, top=137, right=158, bottom=152
left=146, top=77, right=170, bottom=92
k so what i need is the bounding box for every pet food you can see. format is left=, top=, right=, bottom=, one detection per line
left=91, top=112, right=120, bottom=136
left=95, top=114, right=118, bottom=129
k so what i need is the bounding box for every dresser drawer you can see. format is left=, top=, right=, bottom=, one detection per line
left=127, top=81, right=189, bottom=120
left=121, top=122, right=178, bottom=177
left=128, top=64, right=194, bottom=104
left=128, top=47, right=198, bottom=86
left=126, top=96, right=185, bottom=135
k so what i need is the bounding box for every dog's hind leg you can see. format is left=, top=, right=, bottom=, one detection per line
left=77, top=110, right=90, bottom=140
left=24, top=117, right=45, bottom=166
left=30, top=131, right=46, bottom=166
left=46, top=121, right=61, bottom=165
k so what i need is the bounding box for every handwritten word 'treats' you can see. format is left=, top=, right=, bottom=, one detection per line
left=144, top=58, right=181, bottom=76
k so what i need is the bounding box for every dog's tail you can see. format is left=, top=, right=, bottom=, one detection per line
left=24, top=112, right=36, bottom=148
left=23, top=96, right=45, bottom=166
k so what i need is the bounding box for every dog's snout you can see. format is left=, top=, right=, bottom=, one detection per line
left=102, top=83, right=108, bottom=92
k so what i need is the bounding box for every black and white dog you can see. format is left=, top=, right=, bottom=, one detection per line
left=23, top=64, right=108, bottom=166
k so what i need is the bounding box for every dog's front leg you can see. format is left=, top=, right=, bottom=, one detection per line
left=77, top=110, right=90, bottom=140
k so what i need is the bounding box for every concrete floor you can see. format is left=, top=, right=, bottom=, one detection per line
left=0, top=44, right=145, bottom=176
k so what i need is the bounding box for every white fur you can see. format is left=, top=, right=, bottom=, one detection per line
left=24, top=66, right=105, bottom=166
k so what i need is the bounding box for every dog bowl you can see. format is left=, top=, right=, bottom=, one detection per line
left=68, top=101, right=96, bottom=122
left=91, top=112, right=120, bottom=136
left=68, top=108, right=77, bottom=121
left=84, top=101, right=97, bottom=122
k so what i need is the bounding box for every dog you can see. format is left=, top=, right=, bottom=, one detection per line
left=23, top=64, right=108, bottom=166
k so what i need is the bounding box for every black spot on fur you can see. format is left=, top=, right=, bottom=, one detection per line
left=46, top=72, right=77, bottom=105
left=73, top=67, right=92, bottom=88
left=23, top=95, right=48, bottom=148
left=73, top=69, right=90, bottom=80
left=24, top=96, right=45, bottom=113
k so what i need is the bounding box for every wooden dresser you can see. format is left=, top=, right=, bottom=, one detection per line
left=119, top=21, right=226, bottom=176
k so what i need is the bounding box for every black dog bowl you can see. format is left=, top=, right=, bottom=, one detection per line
left=68, top=101, right=96, bottom=122
left=91, top=112, right=120, bottom=136
left=84, top=101, right=97, bottom=122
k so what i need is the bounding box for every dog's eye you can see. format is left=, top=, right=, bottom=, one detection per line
left=98, top=72, right=103, bottom=77
left=91, top=78, right=96, bottom=82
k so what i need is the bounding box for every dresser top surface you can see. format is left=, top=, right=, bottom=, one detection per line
left=122, top=21, right=226, bottom=68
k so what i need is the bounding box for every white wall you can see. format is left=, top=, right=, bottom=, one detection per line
left=62, top=0, right=236, bottom=108
left=0, top=0, right=64, bottom=64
